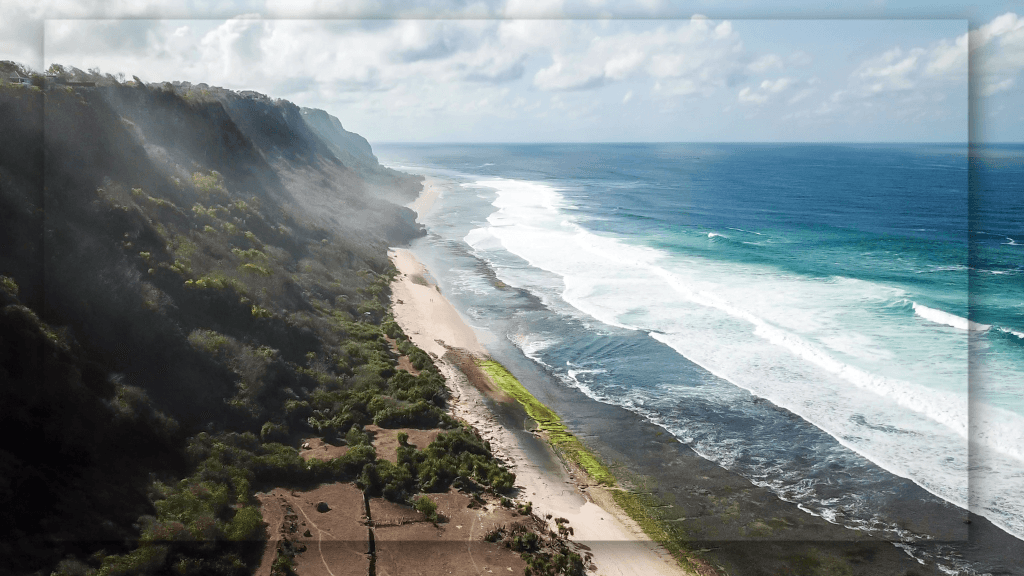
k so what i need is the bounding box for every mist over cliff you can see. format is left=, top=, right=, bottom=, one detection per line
left=0, top=66, right=433, bottom=574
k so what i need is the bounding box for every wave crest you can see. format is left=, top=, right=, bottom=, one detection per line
left=911, top=302, right=991, bottom=331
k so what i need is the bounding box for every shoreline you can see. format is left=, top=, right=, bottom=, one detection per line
left=389, top=246, right=693, bottom=576
left=387, top=172, right=994, bottom=575
left=389, top=243, right=968, bottom=576
left=407, top=175, right=442, bottom=219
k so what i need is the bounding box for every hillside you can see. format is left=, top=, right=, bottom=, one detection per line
left=0, top=67, right=535, bottom=576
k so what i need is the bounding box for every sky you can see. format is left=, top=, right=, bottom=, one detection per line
left=2, top=1, right=1022, bottom=143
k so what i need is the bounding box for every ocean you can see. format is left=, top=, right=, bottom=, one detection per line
left=375, top=142, right=1024, bottom=572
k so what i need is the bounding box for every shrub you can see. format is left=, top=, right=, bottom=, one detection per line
left=378, top=460, right=415, bottom=501
left=240, top=263, right=272, bottom=276
left=187, top=329, right=230, bottom=355
left=192, top=171, right=228, bottom=201
left=260, top=422, right=288, bottom=443
left=0, top=275, right=18, bottom=297
left=224, top=506, right=264, bottom=541
left=414, top=495, right=438, bottom=523
left=96, top=544, right=169, bottom=576
left=271, top=554, right=297, bottom=576
left=345, top=425, right=370, bottom=446
left=408, top=349, right=433, bottom=371
left=268, top=553, right=296, bottom=573
left=510, top=530, right=538, bottom=552
left=381, top=318, right=405, bottom=339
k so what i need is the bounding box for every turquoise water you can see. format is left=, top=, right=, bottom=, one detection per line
left=376, top=143, right=1023, bottom=558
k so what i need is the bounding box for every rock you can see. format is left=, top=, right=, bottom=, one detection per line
left=316, top=502, right=330, bottom=513
left=304, top=529, right=312, bottom=537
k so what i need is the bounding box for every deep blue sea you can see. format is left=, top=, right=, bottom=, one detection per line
left=375, top=143, right=1024, bottom=566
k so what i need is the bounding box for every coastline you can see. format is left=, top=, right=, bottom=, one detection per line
left=387, top=173, right=989, bottom=576
left=389, top=246, right=692, bottom=576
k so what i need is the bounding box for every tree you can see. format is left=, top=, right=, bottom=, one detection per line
left=46, top=63, right=69, bottom=78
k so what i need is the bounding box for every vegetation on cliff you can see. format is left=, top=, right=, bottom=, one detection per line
left=0, top=63, right=512, bottom=576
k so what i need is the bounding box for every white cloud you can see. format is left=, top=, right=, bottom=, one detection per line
left=969, top=13, right=1024, bottom=99
left=926, top=33, right=968, bottom=76
left=981, top=77, right=1015, bottom=96
left=738, top=86, right=768, bottom=104
left=762, top=77, right=792, bottom=92
left=534, top=57, right=605, bottom=90
left=531, top=17, right=744, bottom=94
left=787, top=87, right=816, bottom=105
left=737, top=77, right=793, bottom=104
left=13, top=9, right=985, bottom=142
left=785, top=29, right=968, bottom=132
left=855, top=47, right=924, bottom=91
left=747, top=53, right=783, bottom=73
left=970, top=12, right=1023, bottom=51
left=604, top=49, right=645, bottom=80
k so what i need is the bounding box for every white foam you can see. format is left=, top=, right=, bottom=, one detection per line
left=461, top=175, right=1024, bottom=540
left=464, top=227, right=502, bottom=251
left=912, top=302, right=991, bottom=331
left=999, top=327, right=1024, bottom=340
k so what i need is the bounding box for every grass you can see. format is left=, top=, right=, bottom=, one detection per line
left=474, top=359, right=615, bottom=486
left=611, top=489, right=687, bottom=559
left=474, top=358, right=711, bottom=573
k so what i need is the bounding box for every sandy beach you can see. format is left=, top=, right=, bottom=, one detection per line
left=389, top=246, right=692, bottom=576
left=407, top=175, right=442, bottom=220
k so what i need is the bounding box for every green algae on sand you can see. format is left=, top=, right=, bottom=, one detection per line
left=475, top=358, right=615, bottom=486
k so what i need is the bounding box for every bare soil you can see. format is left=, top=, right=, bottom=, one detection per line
left=372, top=491, right=529, bottom=576
left=255, top=483, right=369, bottom=576
left=299, top=437, right=349, bottom=462
left=362, top=425, right=443, bottom=464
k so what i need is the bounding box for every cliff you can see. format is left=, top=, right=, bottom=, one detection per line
left=300, top=106, right=423, bottom=205
left=0, top=69, right=444, bottom=575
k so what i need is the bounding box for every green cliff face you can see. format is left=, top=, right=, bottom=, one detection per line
left=0, top=67, right=442, bottom=575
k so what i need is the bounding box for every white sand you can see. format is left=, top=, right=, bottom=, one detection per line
left=407, top=176, right=442, bottom=220
left=389, top=248, right=692, bottom=576
left=389, top=248, right=484, bottom=359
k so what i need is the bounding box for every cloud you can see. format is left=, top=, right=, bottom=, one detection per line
left=737, top=77, right=793, bottom=104
left=969, top=12, right=1024, bottom=98
left=786, top=30, right=967, bottom=132
left=747, top=54, right=783, bottom=73
left=855, top=46, right=925, bottom=91
left=604, top=49, right=646, bottom=80
left=16, top=8, right=984, bottom=142
left=832, top=33, right=966, bottom=103
left=787, top=87, right=816, bottom=105
left=463, top=56, right=526, bottom=83
left=969, top=12, right=1023, bottom=50
left=926, top=33, right=968, bottom=76
left=534, top=57, right=606, bottom=90
left=531, top=16, right=744, bottom=95
left=737, top=87, right=768, bottom=104
left=981, top=77, right=1015, bottom=96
